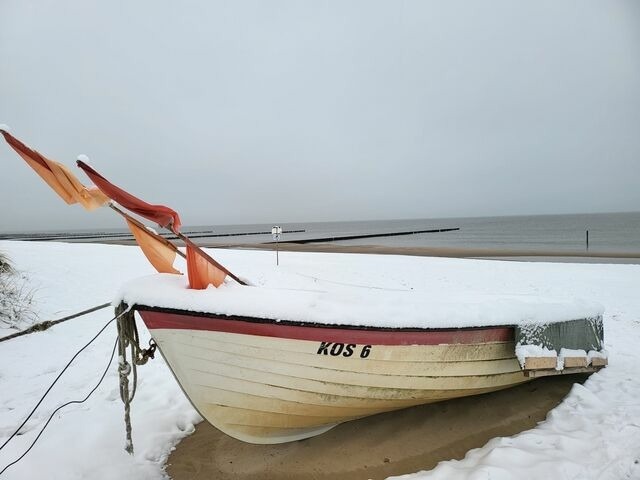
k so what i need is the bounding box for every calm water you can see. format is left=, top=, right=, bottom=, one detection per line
left=282, top=212, right=640, bottom=253
left=3, top=212, right=640, bottom=253
left=331, top=212, right=640, bottom=253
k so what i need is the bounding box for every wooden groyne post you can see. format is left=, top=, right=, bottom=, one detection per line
left=586, top=230, right=589, bottom=251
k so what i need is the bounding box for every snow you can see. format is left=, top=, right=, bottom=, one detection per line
left=588, top=349, right=608, bottom=363
left=391, top=379, right=640, bottom=480
left=0, top=124, right=10, bottom=133
left=76, top=154, right=90, bottom=163
left=1, top=241, right=640, bottom=479
left=515, top=344, right=557, bottom=369
left=559, top=348, right=588, bottom=358
left=116, top=275, right=604, bottom=330
left=514, top=346, right=599, bottom=371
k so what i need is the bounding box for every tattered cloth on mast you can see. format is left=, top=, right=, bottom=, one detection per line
left=125, top=218, right=181, bottom=275
left=77, top=160, right=181, bottom=230
left=0, top=129, right=108, bottom=210
left=186, top=244, right=226, bottom=288
left=76, top=159, right=237, bottom=287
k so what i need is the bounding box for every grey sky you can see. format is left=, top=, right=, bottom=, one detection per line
left=1, top=0, right=639, bottom=232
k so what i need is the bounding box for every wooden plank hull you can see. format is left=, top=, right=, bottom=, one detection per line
left=138, top=308, right=529, bottom=444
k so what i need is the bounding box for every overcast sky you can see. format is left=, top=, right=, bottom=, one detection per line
left=1, top=0, right=639, bottom=232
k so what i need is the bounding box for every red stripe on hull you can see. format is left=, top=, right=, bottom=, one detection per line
left=137, top=309, right=513, bottom=346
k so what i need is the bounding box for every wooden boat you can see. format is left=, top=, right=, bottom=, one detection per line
left=127, top=302, right=606, bottom=444
left=0, top=128, right=608, bottom=446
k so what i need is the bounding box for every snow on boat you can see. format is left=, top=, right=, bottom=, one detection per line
left=117, top=274, right=607, bottom=444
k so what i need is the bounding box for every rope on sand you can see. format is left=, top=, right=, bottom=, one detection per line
left=0, top=302, right=112, bottom=343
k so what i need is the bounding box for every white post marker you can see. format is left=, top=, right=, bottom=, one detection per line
left=271, top=225, right=282, bottom=266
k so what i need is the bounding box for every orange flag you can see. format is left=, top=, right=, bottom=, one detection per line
left=77, top=160, right=181, bottom=229
left=125, top=218, right=181, bottom=274
left=186, top=245, right=226, bottom=289
left=1, top=129, right=108, bottom=210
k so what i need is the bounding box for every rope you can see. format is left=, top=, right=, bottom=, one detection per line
left=0, top=303, right=156, bottom=465
left=292, top=272, right=412, bottom=292
left=115, top=303, right=156, bottom=454
left=0, top=302, right=112, bottom=343
left=0, top=313, right=122, bottom=475
left=117, top=305, right=134, bottom=454
left=0, top=312, right=121, bottom=453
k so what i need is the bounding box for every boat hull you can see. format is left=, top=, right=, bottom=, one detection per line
left=137, top=308, right=528, bottom=444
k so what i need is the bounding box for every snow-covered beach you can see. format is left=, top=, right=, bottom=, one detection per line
left=1, top=241, right=639, bottom=479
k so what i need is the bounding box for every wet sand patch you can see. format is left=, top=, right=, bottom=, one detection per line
left=167, top=375, right=587, bottom=480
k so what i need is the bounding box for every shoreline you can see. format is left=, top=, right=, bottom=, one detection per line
left=97, top=238, right=640, bottom=263
left=6, top=234, right=640, bottom=263
left=226, top=242, right=640, bottom=259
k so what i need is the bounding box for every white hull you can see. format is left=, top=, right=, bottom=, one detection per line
left=149, top=325, right=527, bottom=444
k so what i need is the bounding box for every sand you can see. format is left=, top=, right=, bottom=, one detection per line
left=217, top=242, right=640, bottom=263
left=166, top=375, right=587, bottom=480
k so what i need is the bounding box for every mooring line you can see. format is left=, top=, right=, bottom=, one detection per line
left=0, top=302, right=111, bottom=343
left=0, top=334, right=119, bottom=476
left=0, top=309, right=127, bottom=456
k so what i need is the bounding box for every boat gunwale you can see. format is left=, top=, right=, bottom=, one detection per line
left=132, top=303, right=519, bottom=333
left=132, top=304, right=517, bottom=334
left=132, top=304, right=520, bottom=346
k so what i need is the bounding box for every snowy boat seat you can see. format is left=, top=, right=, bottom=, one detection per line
left=515, top=317, right=606, bottom=376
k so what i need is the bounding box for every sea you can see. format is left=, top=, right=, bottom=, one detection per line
left=2, top=212, right=640, bottom=254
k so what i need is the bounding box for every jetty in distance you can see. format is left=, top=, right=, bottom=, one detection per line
left=0, top=227, right=460, bottom=244
left=273, top=227, right=460, bottom=244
